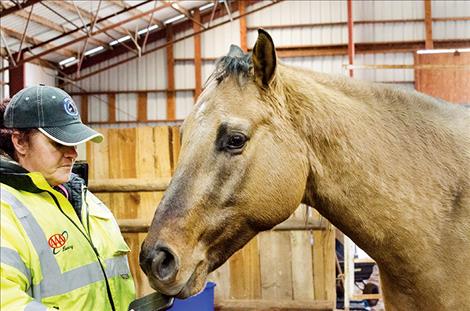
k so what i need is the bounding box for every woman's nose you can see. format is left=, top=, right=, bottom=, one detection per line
left=64, top=145, right=78, bottom=158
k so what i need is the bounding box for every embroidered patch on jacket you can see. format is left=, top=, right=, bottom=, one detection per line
left=48, top=231, right=74, bottom=255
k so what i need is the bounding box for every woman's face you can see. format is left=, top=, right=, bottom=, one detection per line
left=15, top=131, right=78, bottom=186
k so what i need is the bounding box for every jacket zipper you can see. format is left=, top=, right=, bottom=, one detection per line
left=48, top=189, right=116, bottom=311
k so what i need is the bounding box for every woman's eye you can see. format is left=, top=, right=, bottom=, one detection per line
left=226, top=133, right=247, bottom=150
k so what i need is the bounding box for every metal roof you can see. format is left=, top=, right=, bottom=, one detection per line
left=0, top=0, right=240, bottom=72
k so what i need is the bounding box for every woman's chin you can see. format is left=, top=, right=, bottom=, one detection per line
left=47, top=171, right=72, bottom=186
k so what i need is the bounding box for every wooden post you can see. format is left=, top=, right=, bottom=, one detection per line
left=239, top=1, right=247, bottom=52
left=343, top=236, right=355, bottom=311
left=424, top=0, right=433, bottom=49
left=9, top=53, right=24, bottom=96
left=108, top=93, right=116, bottom=122
left=166, top=26, right=175, bottom=120
left=193, top=8, right=202, bottom=100
left=137, top=92, right=147, bottom=122
left=313, top=226, right=336, bottom=302
left=347, top=0, right=354, bottom=77
left=80, top=95, right=88, bottom=123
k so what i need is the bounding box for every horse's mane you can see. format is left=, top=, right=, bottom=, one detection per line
left=204, top=45, right=468, bottom=127
left=205, top=47, right=253, bottom=88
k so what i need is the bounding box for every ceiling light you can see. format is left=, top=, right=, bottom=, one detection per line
left=164, top=14, right=185, bottom=25
left=199, top=2, right=215, bottom=11
left=110, top=35, right=131, bottom=46
left=64, top=59, right=79, bottom=67
left=84, top=46, right=104, bottom=56
left=59, top=57, right=76, bottom=66
left=417, top=48, right=470, bottom=54
left=137, top=24, right=159, bottom=35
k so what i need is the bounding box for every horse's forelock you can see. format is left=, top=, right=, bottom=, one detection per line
left=206, top=53, right=253, bottom=87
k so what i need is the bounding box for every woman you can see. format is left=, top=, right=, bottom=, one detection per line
left=1, top=85, right=135, bottom=310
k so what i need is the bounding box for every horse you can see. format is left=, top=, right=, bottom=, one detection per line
left=140, top=29, right=470, bottom=310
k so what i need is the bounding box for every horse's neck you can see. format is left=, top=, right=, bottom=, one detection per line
left=284, top=67, right=466, bottom=267
left=280, top=64, right=470, bottom=311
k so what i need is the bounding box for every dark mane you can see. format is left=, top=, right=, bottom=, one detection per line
left=205, top=46, right=252, bottom=86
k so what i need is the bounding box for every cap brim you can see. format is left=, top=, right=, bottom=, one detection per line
left=38, top=123, right=103, bottom=146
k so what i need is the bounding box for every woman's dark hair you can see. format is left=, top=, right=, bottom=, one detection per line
left=0, top=98, right=36, bottom=161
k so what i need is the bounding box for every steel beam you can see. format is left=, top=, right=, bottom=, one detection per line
left=0, top=0, right=41, bottom=18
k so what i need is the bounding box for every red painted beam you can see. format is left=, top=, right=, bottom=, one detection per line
left=63, top=0, right=262, bottom=75
left=347, top=0, right=354, bottom=77
left=0, top=0, right=42, bottom=18
left=9, top=53, right=25, bottom=96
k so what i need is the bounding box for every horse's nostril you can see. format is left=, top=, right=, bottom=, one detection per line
left=139, top=248, right=153, bottom=275
left=151, top=247, right=178, bottom=282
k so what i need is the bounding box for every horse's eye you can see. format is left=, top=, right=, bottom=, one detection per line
left=226, top=133, right=247, bottom=150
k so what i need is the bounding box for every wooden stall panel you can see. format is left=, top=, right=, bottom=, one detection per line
left=229, top=236, right=261, bottom=299
left=209, top=260, right=231, bottom=301
left=170, top=126, right=181, bottom=172
left=86, top=127, right=109, bottom=180
left=108, top=128, right=137, bottom=179
left=290, top=206, right=315, bottom=301
left=87, top=127, right=174, bottom=297
left=312, top=209, right=336, bottom=302
left=415, top=52, right=470, bottom=104
left=259, top=231, right=293, bottom=300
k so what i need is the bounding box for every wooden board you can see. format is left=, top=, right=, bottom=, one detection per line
left=229, top=236, right=261, bottom=299
left=312, top=220, right=336, bottom=301
left=290, top=205, right=315, bottom=300
left=209, top=261, right=231, bottom=301
left=259, top=231, right=293, bottom=300
left=137, top=92, right=148, bottom=122
left=215, top=299, right=334, bottom=311
left=108, top=127, right=137, bottom=179
left=86, top=127, right=109, bottom=180
left=415, top=52, right=470, bottom=104
left=152, top=127, right=172, bottom=178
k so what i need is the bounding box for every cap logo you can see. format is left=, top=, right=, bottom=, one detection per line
left=63, top=97, right=78, bottom=116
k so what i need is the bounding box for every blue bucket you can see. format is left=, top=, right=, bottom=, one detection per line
left=169, top=282, right=216, bottom=311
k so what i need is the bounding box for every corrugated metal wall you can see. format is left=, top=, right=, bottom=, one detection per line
left=24, top=63, right=57, bottom=87
left=65, top=0, right=470, bottom=125
left=1, top=62, right=57, bottom=99
left=1, top=59, right=9, bottom=99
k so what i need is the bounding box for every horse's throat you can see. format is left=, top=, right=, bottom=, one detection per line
left=303, top=183, right=404, bottom=265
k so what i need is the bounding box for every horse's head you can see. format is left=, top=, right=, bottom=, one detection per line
left=140, top=30, right=310, bottom=298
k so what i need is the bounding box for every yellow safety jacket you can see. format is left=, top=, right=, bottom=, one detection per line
left=1, top=158, right=135, bottom=310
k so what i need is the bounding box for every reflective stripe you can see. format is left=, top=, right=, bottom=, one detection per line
left=1, top=188, right=109, bottom=298
left=105, top=255, right=131, bottom=279
left=31, top=283, right=41, bottom=299
left=24, top=301, right=47, bottom=311
left=0, top=247, right=32, bottom=283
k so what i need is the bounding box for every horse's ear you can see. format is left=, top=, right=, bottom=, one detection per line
left=252, top=29, right=277, bottom=87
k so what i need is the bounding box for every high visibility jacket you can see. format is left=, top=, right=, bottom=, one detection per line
left=1, top=159, right=135, bottom=310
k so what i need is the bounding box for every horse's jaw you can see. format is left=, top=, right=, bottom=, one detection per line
left=147, top=258, right=210, bottom=299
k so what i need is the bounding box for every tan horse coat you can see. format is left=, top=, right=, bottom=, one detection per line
left=141, top=30, right=470, bottom=310
left=280, top=64, right=470, bottom=310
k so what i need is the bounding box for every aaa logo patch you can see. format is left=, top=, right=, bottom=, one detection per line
left=48, top=231, right=73, bottom=255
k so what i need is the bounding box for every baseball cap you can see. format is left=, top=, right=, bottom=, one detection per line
left=3, top=85, right=103, bottom=146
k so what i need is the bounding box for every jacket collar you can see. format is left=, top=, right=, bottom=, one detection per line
left=1, top=154, right=52, bottom=193
left=0, top=153, right=85, bottom=195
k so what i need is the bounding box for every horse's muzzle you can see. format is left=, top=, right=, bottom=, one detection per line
left=140, top=244, right=179, bottom=285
